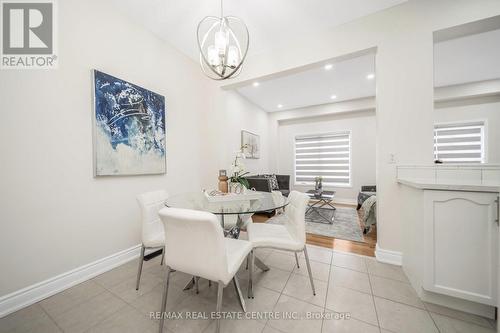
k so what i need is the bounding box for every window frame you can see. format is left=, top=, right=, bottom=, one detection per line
left=293, top=130, right=352, bottom=188
left=433, top=119, right=487, bottom=164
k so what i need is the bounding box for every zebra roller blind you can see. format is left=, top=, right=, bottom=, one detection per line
left=433, top=122, right=485, bottom=163
left=295, top=132, right=351, bottom=186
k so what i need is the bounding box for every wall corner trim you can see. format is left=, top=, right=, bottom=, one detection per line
left=0, top=244, right=142, bottom=318
left=375, top=243, right=403, bottom=266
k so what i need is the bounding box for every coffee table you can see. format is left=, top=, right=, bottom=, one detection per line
left=305, top=190, right=336, bottom=224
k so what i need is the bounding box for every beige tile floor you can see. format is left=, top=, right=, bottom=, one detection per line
left=1, top=245, right=497, bottom=333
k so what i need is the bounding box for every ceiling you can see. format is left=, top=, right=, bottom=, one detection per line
left=236, top=54, right=376, bottom=112
left=434, top=28, right=500, bottom=87
left=111, top=1, right=498, bottom=113
left=111, top=0, right=406, bottom=61
left=235, top=28, right=500, bottom=113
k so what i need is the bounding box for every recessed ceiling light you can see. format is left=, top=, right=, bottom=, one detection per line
left=277, top=104, right=283, bottom=108
left=252, top=82, right=260, bottom=87
left=366, top=73, right=375, bottom=80
left=330, top=95, right=337, bottom=100
left=324, top=64, right=333, bottom=71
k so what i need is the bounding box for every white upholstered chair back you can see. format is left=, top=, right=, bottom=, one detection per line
left=159, top=207, right=230, bottom=283
left=136, top=190, right=168, bottom=247
left=283, top=191, right=310, bottom=246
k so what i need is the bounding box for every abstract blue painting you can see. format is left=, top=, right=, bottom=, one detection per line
left=93, top=70, right=166, bottom=176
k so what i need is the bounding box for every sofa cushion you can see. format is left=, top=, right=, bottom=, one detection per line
left=275, top=175, right=290, bottom=191
left=263, top=174, right=279, bottom=190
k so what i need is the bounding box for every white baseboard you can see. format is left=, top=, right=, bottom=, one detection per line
left=375, top=243, right=403, bottom=266
left=0, top=244, right=142, bottom=318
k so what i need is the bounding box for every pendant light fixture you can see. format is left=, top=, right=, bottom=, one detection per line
left=196, top=0, right=249, bottom=80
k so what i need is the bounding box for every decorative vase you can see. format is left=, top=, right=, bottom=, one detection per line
left=218, top=175, right=228, bottom=193
left=315, top=177, right=323, bottom=195
left=230, top=182, right=243, bottom=194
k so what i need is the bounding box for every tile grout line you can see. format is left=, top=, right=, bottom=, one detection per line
left=263, top=251, right=298, bottom=333
left=38, top=303, right=65, bottom=333
left=324, top=250, right=383, bottom=330
left=37, top=281, right=108, bottom=320
left=424, top=307, right=498, bottom=332
left=331, top=263, right=368, bottom=275
left=422, top=301, right=495, bottom=330
left=366, top=263, right=382, bottom=330
left=320, top=248, right=334, bottom=332
left=427, top=310, right=443, bottom=333
left=370, top=293, right=426, bottom=312
left=370, top=292, right=496, bottom=332
left=80, top=298, right=130, bottom=333
left=87, top=262, right=172, bottom=332
left=256, top=249, right=286, bottom=333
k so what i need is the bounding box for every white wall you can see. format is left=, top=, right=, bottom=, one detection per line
left=0, top=0, right=217, bottom=296
left=435, top=100, right=500, bottom=164
left=222, top=0, right=500, bottom=254
left=276, top=109, right=376, bottom=203
left=202, top=91, right=270, bottom=184
left=0, top=0, right=271, bottom=298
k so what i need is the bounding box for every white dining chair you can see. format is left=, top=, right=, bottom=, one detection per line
left=246, top=190, right=315, bottom=298
left=271, top=190, right=285, bottom=215
left=158, top=207, right=252, bottom=333
left=136, top=190, right=168, bottom=290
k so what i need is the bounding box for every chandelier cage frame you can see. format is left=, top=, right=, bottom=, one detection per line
left=196, top=0, right=249, bottom=80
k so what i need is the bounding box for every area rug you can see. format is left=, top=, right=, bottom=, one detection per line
left=269, top=207, right=365, bottom=243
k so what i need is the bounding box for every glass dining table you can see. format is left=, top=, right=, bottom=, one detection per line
left=164, top=191, right=288, bottom=283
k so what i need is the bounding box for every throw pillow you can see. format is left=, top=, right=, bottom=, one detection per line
left=264, top=174, right=280, bottom=190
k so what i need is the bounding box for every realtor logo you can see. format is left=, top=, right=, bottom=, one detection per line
left=1, top=0, right=57, bottom=69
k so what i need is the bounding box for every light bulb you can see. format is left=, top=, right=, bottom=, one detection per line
left=207, top=45, right=220, bottom=66
left=215, top=30, right=228, bottom=53
left=227, top=45, right=239, bottom=67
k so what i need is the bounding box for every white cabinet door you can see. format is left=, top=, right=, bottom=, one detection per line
left=423, top=190, right=499, bottom=306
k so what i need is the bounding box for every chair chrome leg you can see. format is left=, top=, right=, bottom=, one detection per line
left=248, top=251, right=254, bottom=299
left=216, top=281, right=224, bottom=333
left=303, top=246, right=316, bottom=296
left=135, top=245, right=145, bottom=290
left=254, top=256, right=270, bottom=272
left=158, top=266, right=171, bottom=333
left=160, top=246, right=165, bottom=266
left=294, top=252, right=300, bottom=268
left=183, top=277, right=195, bottom=291
left=195, top=276, right=200, bottom=294
left=233, top=276, right=246, bottom=312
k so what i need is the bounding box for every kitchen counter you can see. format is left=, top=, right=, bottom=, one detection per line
left=397, top=178, right=500, bottom=193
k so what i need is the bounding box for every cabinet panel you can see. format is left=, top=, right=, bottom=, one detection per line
left=423, top=190, right=498, bottom=305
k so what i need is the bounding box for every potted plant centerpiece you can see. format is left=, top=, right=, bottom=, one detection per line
left=229, top=145, right=250, bottom=194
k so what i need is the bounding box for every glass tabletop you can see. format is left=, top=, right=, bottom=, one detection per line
left=165, top=191, right=288, bottom=215
left=306, top=189, right=336, bottom=199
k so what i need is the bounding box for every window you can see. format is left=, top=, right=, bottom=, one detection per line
left=433, top=122, right=485, bottom=164
left=294, top=132, right=351, bottom=186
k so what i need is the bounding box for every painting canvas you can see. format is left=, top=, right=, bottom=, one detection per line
left=93, top=70, right=166, bottom=176
left=241, top=130, right=260, bottom=159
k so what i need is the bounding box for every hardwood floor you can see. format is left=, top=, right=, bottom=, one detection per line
left=252, top=203, right=376, bottom=257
